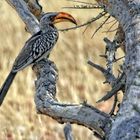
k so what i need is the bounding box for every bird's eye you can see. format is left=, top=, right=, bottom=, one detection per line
left=50, top=16, right=54, bottom=21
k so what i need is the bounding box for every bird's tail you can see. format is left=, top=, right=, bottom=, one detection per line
left=0, top=71, right=17, bottom=106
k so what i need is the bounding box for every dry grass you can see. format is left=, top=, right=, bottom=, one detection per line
left=0, top=0, right=123, bottom=140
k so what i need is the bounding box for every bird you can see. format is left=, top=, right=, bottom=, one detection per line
left=0, top=12, right=77, bottom=106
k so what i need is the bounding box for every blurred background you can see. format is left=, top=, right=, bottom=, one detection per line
left=0, top=0, right=123, bottom=139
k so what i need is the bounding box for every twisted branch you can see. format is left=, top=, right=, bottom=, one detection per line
left=33, top=59, right=111, bottom=138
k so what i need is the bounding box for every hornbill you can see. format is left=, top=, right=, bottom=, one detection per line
left=0, top=12, right=77, bottom=106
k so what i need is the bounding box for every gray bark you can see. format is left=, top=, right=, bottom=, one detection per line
left=6, top=0, right=40, bottom=34
left=104, top=0, right=140, bottom=139
left=33, top=59, right=111, bottom=138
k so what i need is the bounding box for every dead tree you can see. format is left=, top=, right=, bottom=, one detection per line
left=5, top=0, right=140, bottom=139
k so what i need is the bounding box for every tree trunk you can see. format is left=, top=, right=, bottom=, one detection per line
left=102, top=1, right=140, bottom=139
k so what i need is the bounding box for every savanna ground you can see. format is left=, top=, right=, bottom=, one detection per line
left=0, top=0, right=124, bottom=139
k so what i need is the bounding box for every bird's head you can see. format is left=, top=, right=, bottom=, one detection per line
left=40, top=12, right=77, bottom=27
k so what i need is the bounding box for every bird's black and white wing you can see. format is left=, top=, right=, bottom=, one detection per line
left=12, top=31, right=58, bottom=72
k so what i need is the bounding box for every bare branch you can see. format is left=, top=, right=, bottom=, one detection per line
left=33, top=59, right=111, bottom=138
left=88, top=37, right=125, bottom=106
left=6, top=0, right=40, bottom=34
left=97, top=73, right=125, bottom=103
left=109, top=94, right=118, bottom=115
left=63, top=4, right=102, bottom=9
left=103, top=20, right=118, bottom=33
left=88, top=59, right=125, bottom=103
left=88, top=60, right=116, bottom=84
left=91, top=15, right=111, bottom=38
left=67, top=0, right=96, bottom=6
left=104, top=38, right=118, bottom=74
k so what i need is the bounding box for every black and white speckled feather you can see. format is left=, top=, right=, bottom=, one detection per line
left=12, top=26, right=58, bottom=72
